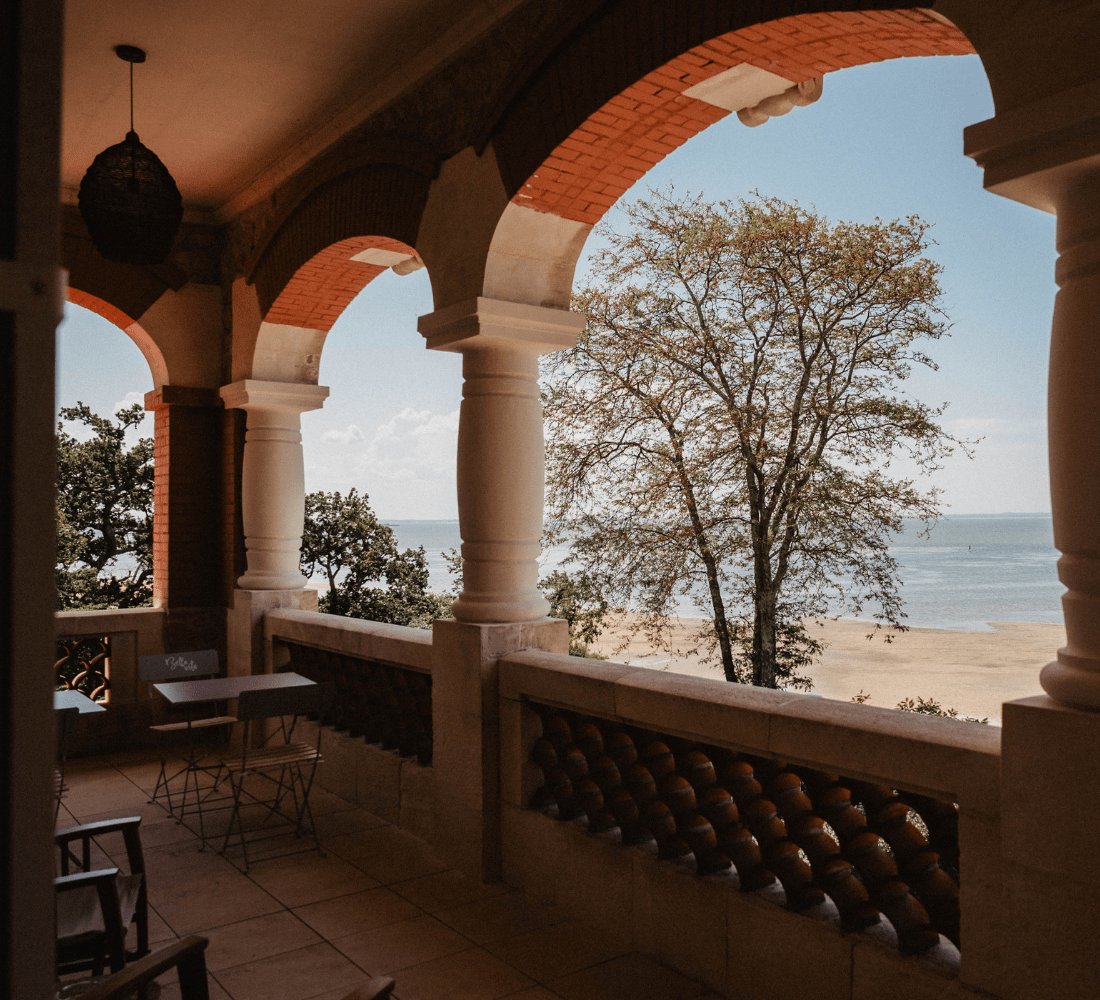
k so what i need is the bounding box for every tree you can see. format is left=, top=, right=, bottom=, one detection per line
left=56, top=402, right=154, bottom=610
left=539, top=569, right=610, bottom=657
left=543, top=191, right=966, bottom=688
left=300, top=489, right=454, bottom=629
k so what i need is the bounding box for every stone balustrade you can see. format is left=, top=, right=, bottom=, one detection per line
left=55, top=608, right=169, bottom=754
left=264, top=608, right=435, bottom=840
left=497, top=648, right=1002, bottom=1000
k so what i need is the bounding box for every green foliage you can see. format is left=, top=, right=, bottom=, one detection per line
left=850, top=690, right=989, bottom=724
left=544, top=190, right=969, bottom=689
left=539, top=569, right=610, bottom=657
left=300, top=489, right=454, bottom=629
left=56, top=403, right=154, bottom=610
left=895, top=695, right=990, bottom=724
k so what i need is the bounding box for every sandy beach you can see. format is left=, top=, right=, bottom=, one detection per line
left=588, top=615, right=1061, bottom=724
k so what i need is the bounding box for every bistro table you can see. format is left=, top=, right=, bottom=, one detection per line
left=54, top=689, right=107, bottom=714
left=152, top=671, right=314, bottom=707
left=151, top=672, right=315, bottom=846
left=53, top=690, right=105, bottom=821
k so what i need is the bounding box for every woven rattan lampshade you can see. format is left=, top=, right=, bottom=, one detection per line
left=78, top=45, right=183, bottom=266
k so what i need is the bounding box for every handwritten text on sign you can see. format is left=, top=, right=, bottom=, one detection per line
left=139, top=649, right=218, bottom=682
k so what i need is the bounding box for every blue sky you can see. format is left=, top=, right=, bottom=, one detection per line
left=59, top=53, right=1057, bottom=519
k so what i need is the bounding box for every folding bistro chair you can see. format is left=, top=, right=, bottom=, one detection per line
left=220, top=681, right=334, bottom=872
left=139, top=650, right=235, bottom=818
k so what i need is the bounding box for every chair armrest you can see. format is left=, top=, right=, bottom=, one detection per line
left=55, top=867, right=119, bottom=892
left=76, top=935, right=211, bottom=1000
left=55, top=816, right=142, bottom=844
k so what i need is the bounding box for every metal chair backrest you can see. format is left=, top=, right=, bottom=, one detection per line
left=236, top=681, right=334, bottom=724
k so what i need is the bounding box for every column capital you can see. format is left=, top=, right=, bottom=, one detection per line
left=964, top=78, right=1100, bottom=213
left=418, top=296, right=586, bottom=355
left=219, top=379, right=329, bottom=413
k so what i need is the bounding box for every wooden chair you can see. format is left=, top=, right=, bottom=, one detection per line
left=56, top=817, right=148, bottom=977
left=139, top=650, right=235, bottom=816
left=75, top=935, right=212, bottom=1000
left=219, top=681, right=335, bottom=872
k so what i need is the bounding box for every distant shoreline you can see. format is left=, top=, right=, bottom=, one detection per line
left=588, top=614, right=1061, bottom=724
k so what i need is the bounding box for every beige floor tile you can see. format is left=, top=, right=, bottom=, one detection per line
left=333, top=914, right=472, bottom=975
left=497, top=989, right=566, bottom=1000
left=434, top=893, right=565, bottom=946
left=247, top=852, right=381, bottom=907
left=313, top=807, right=389, bottom=840
left=391, top=946, right=534, bottom=1000
left=327, top=826, right=448, bottom=885
left=484, top=921, right=631, bottom=984
left=215, top=941, right=371, bottom=1000
left=142, top=839, right=243, bottom=885
left=390, top=870, right=510, bottom=914
left=141, top=903, right=179, bottom=947
left=151, top=865, right=282, bottom=936
left=64, top=777, right=153, bottom=819
left=548, top=955, right=707, bottom=1000
left=201, top=909, right=323, bottom=972
left=160, top=975, right=232, bottom=1000
left=294, top=887, right=422, bottom=940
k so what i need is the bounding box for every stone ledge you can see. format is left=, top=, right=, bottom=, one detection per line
left=499, top=649, right=1001, bottom=807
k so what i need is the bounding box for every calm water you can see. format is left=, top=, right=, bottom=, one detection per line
left=388, top=515, right=1063, bottom=633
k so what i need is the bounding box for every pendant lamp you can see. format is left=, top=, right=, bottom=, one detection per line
left=78, top=45, right=183, bottom=266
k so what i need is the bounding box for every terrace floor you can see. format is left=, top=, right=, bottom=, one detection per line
left=57, top=751, right=717, bottom=1000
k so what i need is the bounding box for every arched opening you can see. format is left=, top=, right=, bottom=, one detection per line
left=492, top=11, right=1054, bottom=719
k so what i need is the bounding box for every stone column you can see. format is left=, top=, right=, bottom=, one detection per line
left=419, top=297, right=582, bottom=879
left=966, top=102, right=1100, bottom=1000
left=419, top=296, right=586, bottom=623
left=219, top=379, right=328, bottom=591
left=1042, top=175, right=1100, bottom=710
left=220, top=379, right=327, bottom=678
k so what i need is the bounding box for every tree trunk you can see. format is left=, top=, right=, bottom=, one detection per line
left=752, top=587, right=779, bottom=687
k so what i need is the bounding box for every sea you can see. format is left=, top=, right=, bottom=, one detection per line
left=386, top=514, right=1063, bottom=633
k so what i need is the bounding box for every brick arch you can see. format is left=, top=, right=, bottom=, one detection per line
left=249, top=161, right=433, bottom=321
left=494, top=8, right=975, bottom=227
left=66, top=287, right=169, bottom=388
left=261, top=234, right=422, bottom=332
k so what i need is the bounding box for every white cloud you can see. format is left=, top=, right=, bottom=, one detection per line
left=322, top=424, right=365, bottom=444
left=356, top=407, right=459, bottom=483
left=306, top=406, right=461, bottom=518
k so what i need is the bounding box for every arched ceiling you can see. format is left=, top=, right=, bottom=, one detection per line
left=61, top=0, right=525, bottom=219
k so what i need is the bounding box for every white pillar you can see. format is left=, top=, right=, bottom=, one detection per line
left=219, top=379, right=329, bottom=591
left=1041, top=175, right=1100, bottom=710
left=419, top=297, right=586, bottom=623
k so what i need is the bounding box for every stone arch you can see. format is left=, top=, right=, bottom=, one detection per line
left=242, top=234, right=424, bottom=384
left=490, top=8, right=975, bottom=222
left=65, top=287, right=169, bottom=390
left=246, top=155, right=435, bottom=320
left=480, top=8, right=976, bottom=308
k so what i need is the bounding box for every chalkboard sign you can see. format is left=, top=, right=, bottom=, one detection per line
left=139, top=649, right=219, bottom=682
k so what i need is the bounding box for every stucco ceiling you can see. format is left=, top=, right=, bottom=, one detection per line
left=62, top=0, right=519, bottom=219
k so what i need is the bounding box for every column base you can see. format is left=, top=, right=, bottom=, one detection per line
left=431, top=617, right=568, bottom=882
left=450, top=590, right=551, bottom=624
left=1000, top=695, right=1100, bottom=998
left=237, top=569, right=310, bottom=591
left=1039, top=658, right=1100, bottom=710
left=226, top=588, right=318, bottom=678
